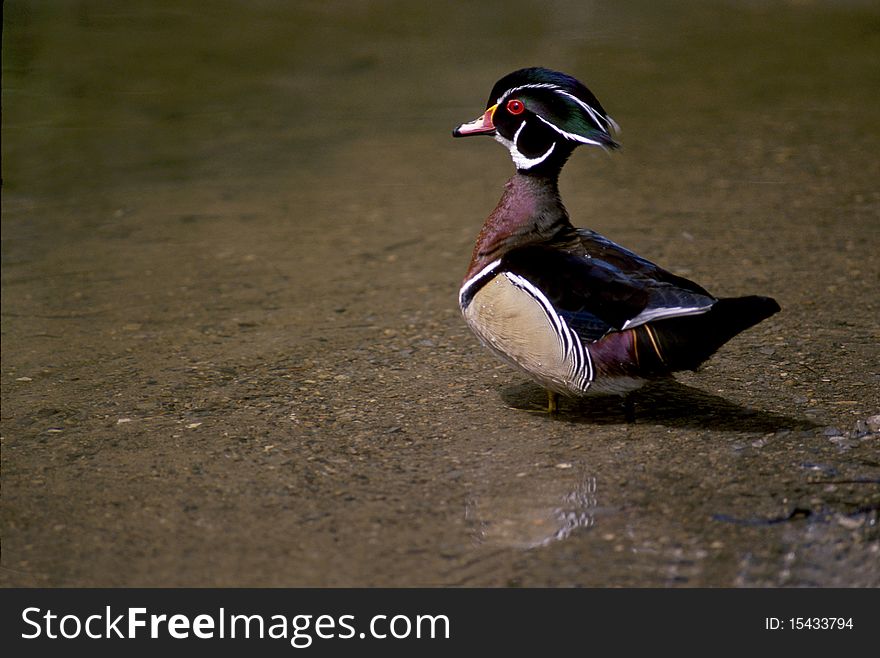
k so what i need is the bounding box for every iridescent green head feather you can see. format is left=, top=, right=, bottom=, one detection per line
left=454, top=67, right=619, bottom=172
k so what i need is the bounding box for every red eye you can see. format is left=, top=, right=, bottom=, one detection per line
left=506, top=99, right=525, bottom=115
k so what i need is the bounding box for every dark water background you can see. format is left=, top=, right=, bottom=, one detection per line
left=2, top=1, right=878, bottom=586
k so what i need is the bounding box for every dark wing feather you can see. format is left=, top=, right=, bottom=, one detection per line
left=500, top=243, right=716, bottom=342
left=578, top=229, right=713, bottom=296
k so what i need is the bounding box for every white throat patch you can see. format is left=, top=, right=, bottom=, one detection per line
left=495, top=120, right=556, bottom=170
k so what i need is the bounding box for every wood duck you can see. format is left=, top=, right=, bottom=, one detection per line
left=453, top=67, right=780, bottom=413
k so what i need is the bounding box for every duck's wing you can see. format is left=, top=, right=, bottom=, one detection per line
left=577, top=229, right=712, bottom=296
left=500, top=243, right=716, bottom=342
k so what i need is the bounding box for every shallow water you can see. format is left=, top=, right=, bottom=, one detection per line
left=2, top=1, right=878, bottom=586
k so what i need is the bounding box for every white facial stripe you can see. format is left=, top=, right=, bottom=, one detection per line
left=495, top=128, right=557, bottom=170
left=534, top=114, right=605, bottom=146
left=553, top=89, right=610, bottom=133
left=512, top=120, right=527, bottom=147
left=497, top=83, right=614, bottom=140
left=495, top=83, right=559, bottom=105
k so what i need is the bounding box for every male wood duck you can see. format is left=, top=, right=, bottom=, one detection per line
left=453, top=67, right=780, bottom=413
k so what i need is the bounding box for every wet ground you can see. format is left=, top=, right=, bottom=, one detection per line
left=2, top=1, right=878, bottom=587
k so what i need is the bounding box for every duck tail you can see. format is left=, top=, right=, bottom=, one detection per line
left=637, top=295, right=781, bottom=372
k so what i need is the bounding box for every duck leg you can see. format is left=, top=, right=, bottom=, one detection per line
left=623, top=393, right=636, bottom=423
left=547, top=390, right=559, bottom=414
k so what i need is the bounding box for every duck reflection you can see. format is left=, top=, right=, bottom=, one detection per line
left=466, top=470, right=599, bottom=549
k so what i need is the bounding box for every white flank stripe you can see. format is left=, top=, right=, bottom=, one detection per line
left=505, top=272, right=568, bottom=352
left=459, top=259, right=502, bottom=309
left=504, top=272, right=594, bottom=390
left=569, top=329, right=594, bottom=390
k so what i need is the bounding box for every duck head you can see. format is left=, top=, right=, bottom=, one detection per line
left=453, top=67, right=618, bottom=174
